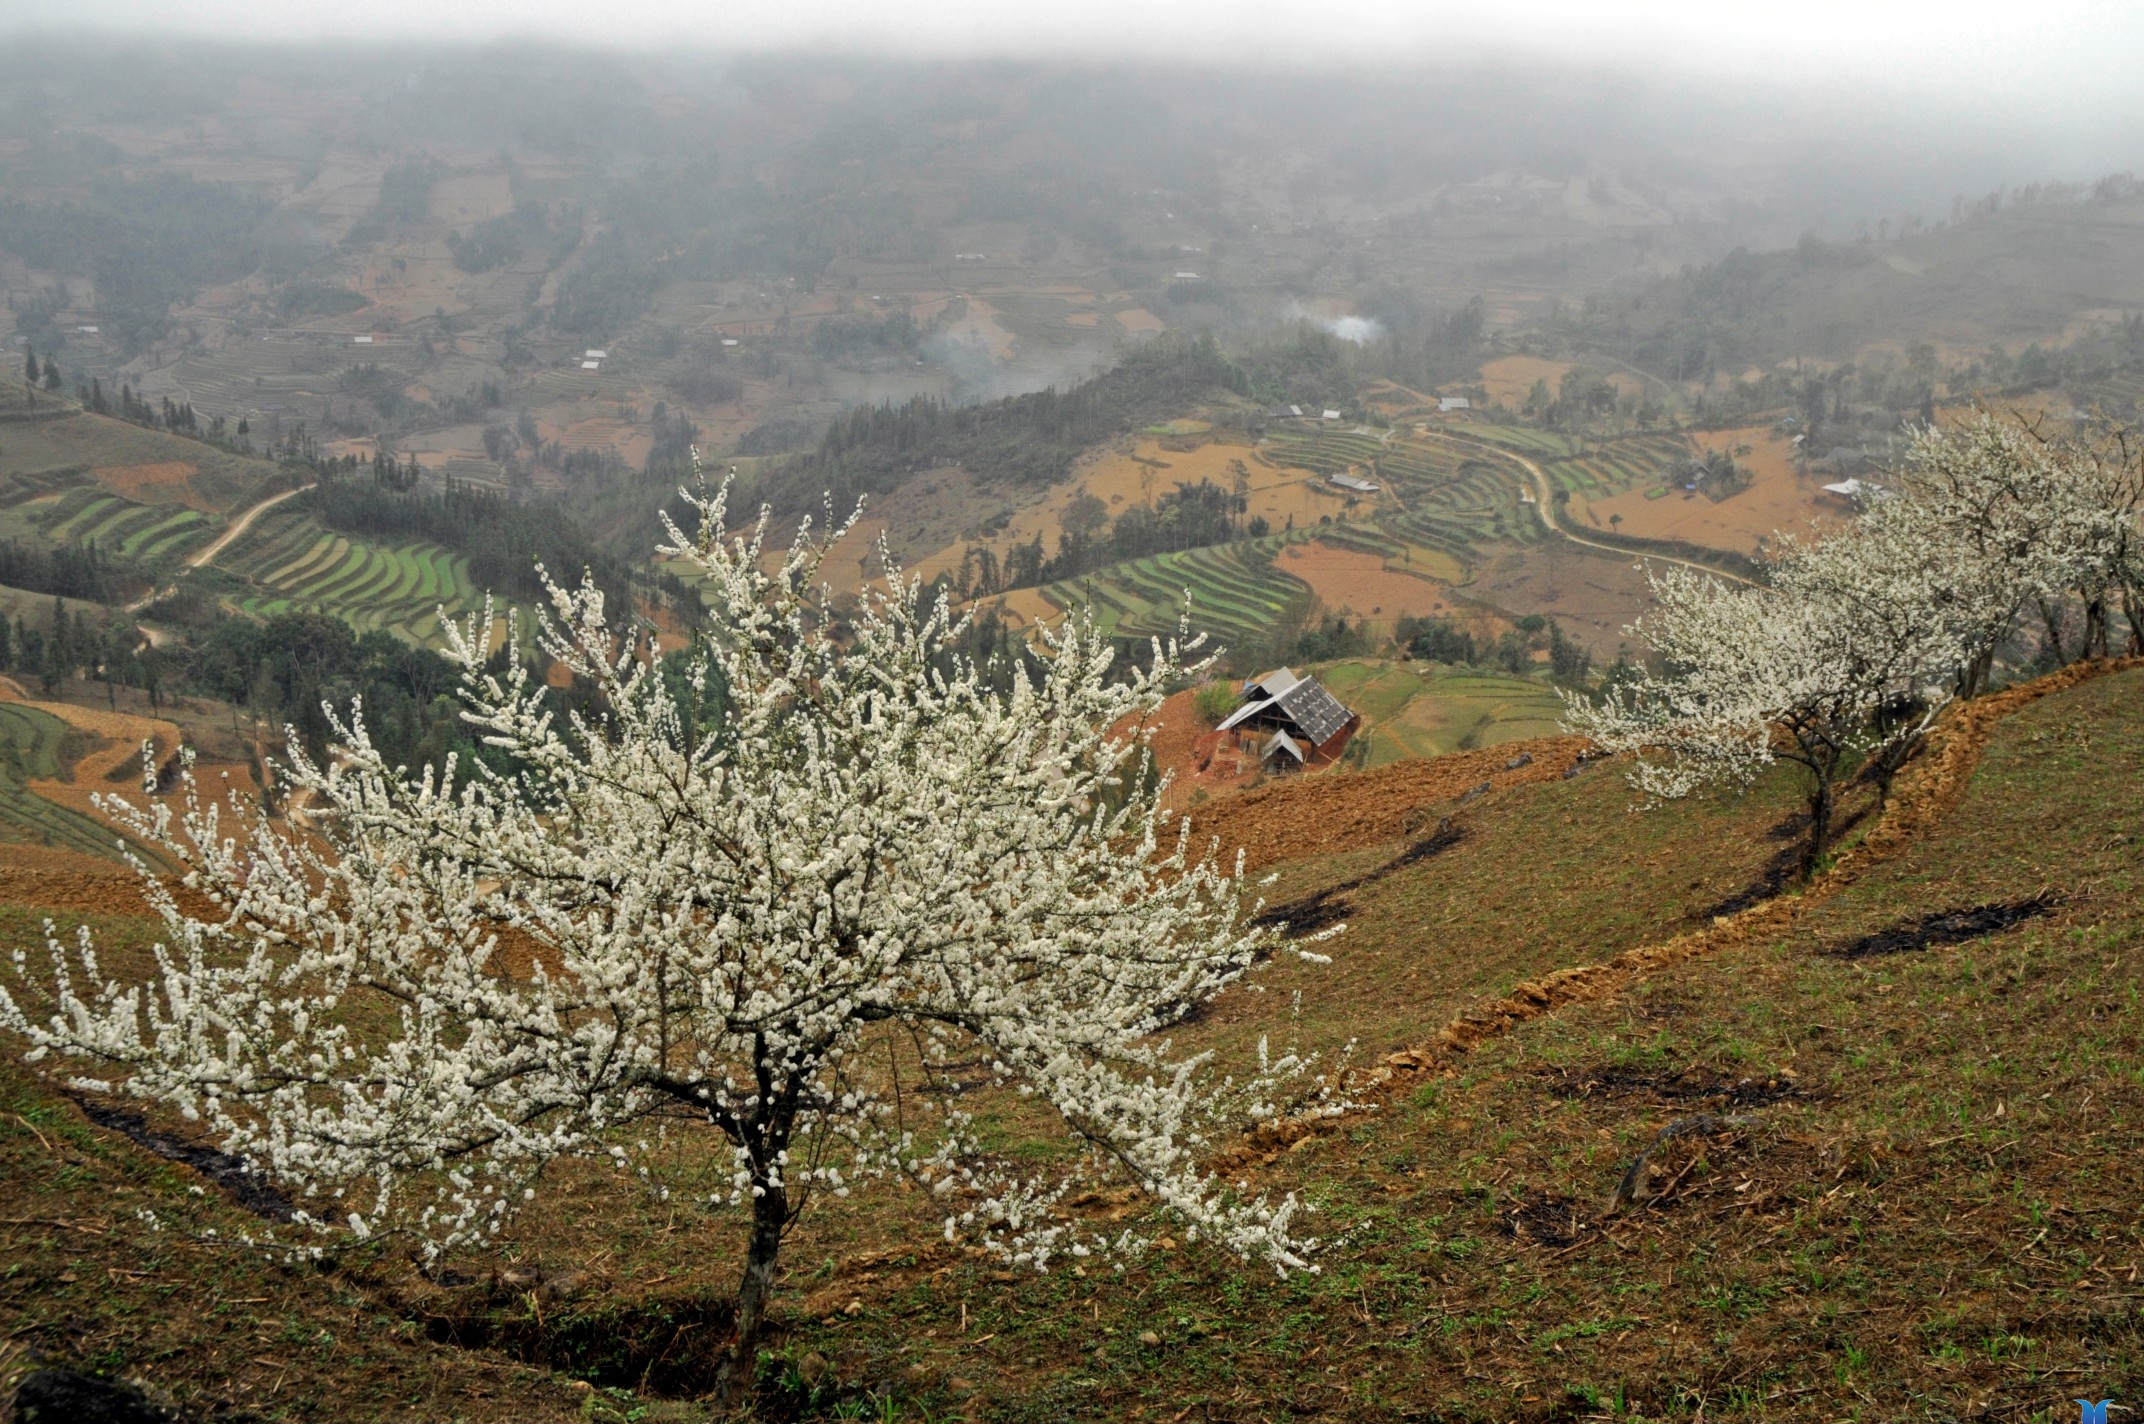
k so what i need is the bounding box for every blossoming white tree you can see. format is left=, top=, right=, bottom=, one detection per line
left=1874, top=415, right=2137, bottom=689
left=1564, top=561, right=1959, bottom=878
left=2, top=474, right=1329, bottom=1376
left=1567, top=412, right=2143, bottom=876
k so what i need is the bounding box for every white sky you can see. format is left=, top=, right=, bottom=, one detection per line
left=14, top=0, right=2144, bottom=108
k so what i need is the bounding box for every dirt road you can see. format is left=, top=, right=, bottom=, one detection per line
left=128, top=483, right=313, bottom=615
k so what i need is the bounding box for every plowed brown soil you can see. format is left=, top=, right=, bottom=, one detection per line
left=1179, top=734, right=1592, bottom=871
left=0, top=845, right=152, bottom=916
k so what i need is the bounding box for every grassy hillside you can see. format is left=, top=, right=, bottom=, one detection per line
left=6, top=660, right=2136, bottom=1420
left=0, top=409, right=284, bottom=518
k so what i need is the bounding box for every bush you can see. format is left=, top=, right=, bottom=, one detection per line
left=1193, top=680, right=1240, bottom=726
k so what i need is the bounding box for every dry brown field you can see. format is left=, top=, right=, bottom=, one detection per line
left=1478, top=354, right=1644, bottom=407
left=1577, top=422, right=1841, bottom=554
left=1277, top=541, right=1459, bottom=627
left=93, top=461, right=204, bottom=507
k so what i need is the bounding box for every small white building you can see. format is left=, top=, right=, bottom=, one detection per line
left=1321, top=409, right=1342, bottom=421
left=353, top=334, right=373, bottom=345
left=1329, top=471, right=1380, bottom=494
left=76, top=325, right=100, bottom=335
left=1173, top=271, right=1201, bottom=280
left=1288, top=404, right=1303, bottom=417
left=1439, top=396, right=1470, bottom=411
left=584, top=349, right=608, bottom=360
left=721, top=338, right=740, bottom=348
left=580, top=360, right=601, bottom=371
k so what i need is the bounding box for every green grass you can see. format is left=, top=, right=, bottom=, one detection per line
left=1314, top=658, right=1569, bottom=763
left=1, top=662, right=2137, bottom=1421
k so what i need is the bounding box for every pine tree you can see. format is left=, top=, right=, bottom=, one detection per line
left=23, top=343, right=36, bottom=386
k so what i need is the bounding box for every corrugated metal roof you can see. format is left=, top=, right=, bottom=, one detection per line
left=1274, top=675, right=1353, bottom=745
left=1262, top=729, right=1305, bottom=763
left=1218, top=669, right=1354, bottom=746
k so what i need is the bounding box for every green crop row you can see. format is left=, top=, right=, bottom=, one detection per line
left=0, top=704, right=128, bottom=860
left=211, top=506, right=485, bottom=647
left=1040, top=533, right=1313, bottom=648
left=31, top=488, right=220, bottom=564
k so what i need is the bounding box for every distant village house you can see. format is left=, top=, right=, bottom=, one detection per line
left=1217, top=668, right=1358, bottom=770
left=1329, top=471, right=1379, bottom=494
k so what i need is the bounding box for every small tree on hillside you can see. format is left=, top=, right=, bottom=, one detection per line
left=1563, top=563, right=1956, bottom=877
left=2, top=473, right=1329, bottom=1384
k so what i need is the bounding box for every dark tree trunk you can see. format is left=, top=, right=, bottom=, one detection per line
left=718, top=1178, right=789, bottom=1401
left=2082, top=598, right=2106, bottom=661
left=2037, top=597, right=2068, bottom=666
left=1800, top=775, right=1834, bottom=881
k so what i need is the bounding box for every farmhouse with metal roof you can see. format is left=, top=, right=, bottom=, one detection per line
left=1215, top=667, right=1359, bottom=769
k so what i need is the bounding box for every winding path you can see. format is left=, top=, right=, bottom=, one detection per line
left=1426, top=429, right=1760, bottom=587
left=128, top=482, right=313, bottom=616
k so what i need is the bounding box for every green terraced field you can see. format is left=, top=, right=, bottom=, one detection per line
left=27, top=485, right=221, bottom=565
left=1446, top=423, right=1581, bottom=458
left=1038, top=532, right=1315, bottom=650
left=208, top=505, right=488, bottom=646
left=0, top=703, right=127, bottom=859
left=1312, top=659, right=1568, bottom=764
left=1381, top=448, right=1543, bottom=556
left=1264, top=429, right=1541, bottom=558
left=1536, top=432, right=1693, bottom=496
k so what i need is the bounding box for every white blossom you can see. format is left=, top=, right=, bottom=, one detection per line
left=1, top=462, right=1331, bottom=1364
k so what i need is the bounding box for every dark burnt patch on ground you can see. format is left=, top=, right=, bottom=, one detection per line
left=1824, top=895, right=2058, bottom=959
left=1252, top=819, right=1467, bottom=937
left=1540, top=1063, right=1801, bottom=1111
left=71, top=1097, right=294, bottom=1222
left=1493, top=1191, right=1591, bottom=1248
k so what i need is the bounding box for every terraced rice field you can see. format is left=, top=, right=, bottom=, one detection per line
left=1535, top=432, right=1693, bottom=496
left=210, top=505, right=486, bottom=646
left=1262, top=428, right=1538, bottom=559
left=1260, top=428, right=1389, bottom=478
left=1038, top=531, right=1315, bottom=649
left=1441, top=422, right=1579, bottom=458
left=1383, top=455, right=1543, bottom=558
left=2068, top=369, right=2144, bottom=416
left=0, top=703, right=125, bottom=859
left=26, top=486, right=221, bottom=563
left=1313, top=660, right=1567, bottom=765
